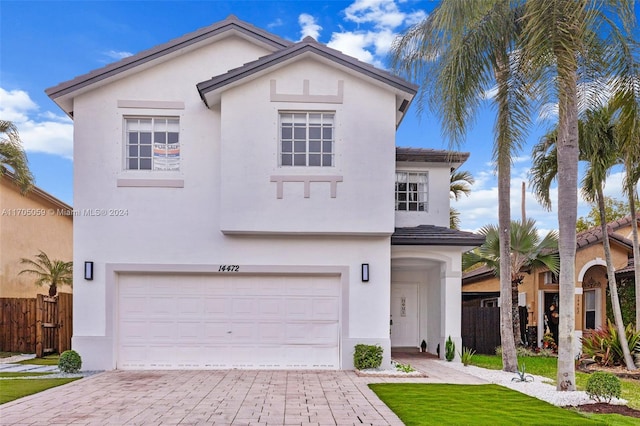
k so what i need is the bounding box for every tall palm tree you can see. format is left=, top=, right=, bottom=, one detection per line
left=450, top=170, right=475, bottom=230
left=581, top=107, right=636, bottom=370
left=392, top=0, right=529, bottom=373
left=610, top=68, right=640, bottom=331
left=19, top=251, right=73, bottom=297
left=531, top=106, right=637, bottom=370
left=463, top=219, right=560, bottom=344
left=520, top=0, right=635, bottom=391
left=0, top=120, right=34, bottom=193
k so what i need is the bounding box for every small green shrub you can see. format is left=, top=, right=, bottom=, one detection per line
left=353, top=344, right=383, bottom=370
left=58, top=350, right=82, bottom=373
left=392, top=361, right=415, bottom=373
left=445, top=336, right=455, bottom=362
left=586, top=371, right=622, bottom=403
left=458, top=347, right=476, bottom=366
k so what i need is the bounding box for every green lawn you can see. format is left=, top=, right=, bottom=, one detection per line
left=0, top=372, right=54, bottom=378
left=0, top=378, right=79, bottom=404
left=370, top=383, right=605, bottom=425
left=0, top=352, right=22, bottom=359
left=469, top=354, right=640, bottom=409
left=15, top=354, right=59, bottom=366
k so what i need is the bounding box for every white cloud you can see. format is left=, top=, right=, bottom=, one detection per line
left=327, top=31, right=379, bottom=65
left=0, top=87, right=73, bottom=159
left=344, top=0, right=425, bottom=29
left=302, top=0, right=427, bottom=67
left=298, top=13, right=322, bottom=41
left=103, top=50, right=133, bottom=60
left=0, top=88, right=38, bottom=122
left=268, top=18, right=284, bottom=29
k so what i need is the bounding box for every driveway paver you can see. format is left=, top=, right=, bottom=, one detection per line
left=0, top=356, right=485, bottom=425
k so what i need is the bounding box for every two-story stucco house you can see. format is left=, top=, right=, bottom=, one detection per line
left=46, top=16, right=484, bottom=371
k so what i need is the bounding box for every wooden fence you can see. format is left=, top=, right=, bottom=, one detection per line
left=0, top=293, right=72, bottom=356
left=461, top=306, right=529, bottom=354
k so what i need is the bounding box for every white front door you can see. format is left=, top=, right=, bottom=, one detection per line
left=390, top=283, right=418, bottom=347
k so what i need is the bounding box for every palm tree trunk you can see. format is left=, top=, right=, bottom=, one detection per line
left=629, top=183, right=640, bottom=333
left=556, top=73, right=578, bottom=391
left=495, top=53, right=517, bottom=372
left=599, top=186, right=637, bottom=370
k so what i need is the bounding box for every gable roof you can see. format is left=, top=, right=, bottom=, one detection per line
left=45, top=15, right=292, bottom=116
left=196, top=36, right=417, bottom=126
left=392, top=225, right=485, bottom=247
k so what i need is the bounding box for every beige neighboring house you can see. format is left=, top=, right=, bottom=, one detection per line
left=463, top=216, right=637, bottom=350
left=0, top=173, right=73, bottom=298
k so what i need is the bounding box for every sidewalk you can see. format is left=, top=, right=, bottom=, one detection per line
left=0, top=354, right=59, bottom=374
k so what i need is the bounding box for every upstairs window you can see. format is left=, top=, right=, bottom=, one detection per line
left=125, top=117, right=180, bottom=171
left=280, top=112, right=334, bottom=167
left=395, top=171, right=428, bottom=211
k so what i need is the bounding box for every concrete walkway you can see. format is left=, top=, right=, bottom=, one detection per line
left=0, top=356, right=485, bottom=425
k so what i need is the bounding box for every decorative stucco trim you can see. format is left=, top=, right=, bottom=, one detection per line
left=270, top=175, right=343, bottom=199
left=270, top=79, right=344, bottom=104
left=117, top=178, right=184, bottom=188
left=577, top=258, right=606, bottom=282
left=117, top=100, right=185, bottom=109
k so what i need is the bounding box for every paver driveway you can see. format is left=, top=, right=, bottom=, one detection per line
left=0, top=357, right=486, bottom=425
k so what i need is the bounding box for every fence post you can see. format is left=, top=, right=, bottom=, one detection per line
left=35, top=294, right=43, bottom=357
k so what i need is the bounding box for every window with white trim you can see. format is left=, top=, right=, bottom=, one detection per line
left=395, top=171, right=428, bottom=211
left=279, top=112, right=334, bottom=167
left=125, top=117, right=180, bottom=171
left=585, top=290, right=596, bottom=329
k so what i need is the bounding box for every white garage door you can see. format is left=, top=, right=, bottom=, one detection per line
left=118, top=274, right=340, bottom=370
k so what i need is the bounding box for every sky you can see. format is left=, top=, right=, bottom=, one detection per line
left=0, top=0, right=633, bottom=234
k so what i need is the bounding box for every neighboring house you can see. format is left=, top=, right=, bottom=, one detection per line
left=46, top=16, right=484, bottom=371
left=463, top=216, right=637, bottom=350
left=0, top=173, right=73, bottom=298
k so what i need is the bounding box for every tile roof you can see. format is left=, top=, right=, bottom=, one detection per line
left=196, top=36, right=418, bottom=107
left=392, top=225, right=485, bottom=246
left=45, top=16, right=292, bottom=114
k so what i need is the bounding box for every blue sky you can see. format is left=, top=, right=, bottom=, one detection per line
left=0, top=0, right=631, bottom=233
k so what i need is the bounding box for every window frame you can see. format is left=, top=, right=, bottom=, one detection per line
left=278, top=111, right=335, bottom=168
left=124, top=116, right=181, bottom=172
left=584, top=289, right=597, bottom=330
left=395, top=171, right=429, bottom=212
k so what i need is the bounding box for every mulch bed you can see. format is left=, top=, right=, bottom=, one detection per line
left=570, top=403, right=640, bottom=418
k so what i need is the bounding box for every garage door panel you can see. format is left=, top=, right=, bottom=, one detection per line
left=118, top=274, right=340, bottom=369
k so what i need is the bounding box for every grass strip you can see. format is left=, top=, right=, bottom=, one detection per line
left=0, top=372, right=54, bottom=378
left=0, top=378, right=79, bottom=404
left=370, top=383, right=604, bottom=425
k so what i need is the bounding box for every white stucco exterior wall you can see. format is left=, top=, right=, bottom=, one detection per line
left=69, top=34, right=401, bottom=370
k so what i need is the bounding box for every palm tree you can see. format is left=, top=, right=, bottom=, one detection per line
left=392, top=0, right=529, bottom=373
left=580, top=107, right=636, bottom=370
left=0, top=120, right=34, bottom=193
left=19, top=251, right=73, bottom=297
left=531, top=106, right=636, bottom=370
left=463, top=219, right=560, bottom=344
left=610, top=66, right=640, bottom=331
left=520, top=0, right=635, bottom=391
left=450, top=170, right=475, bottom=230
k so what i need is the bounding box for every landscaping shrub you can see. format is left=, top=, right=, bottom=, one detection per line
left=353, top=344, right=383, bottom=370
left=58, top=350, right=82, bottom=373
left=581, top=320, right=640, bottom=366
left=459, top=347, right=475, bottom=366
left=445, top=336, right=455, bottom=362
left=585, top=371, right=621, bottom=403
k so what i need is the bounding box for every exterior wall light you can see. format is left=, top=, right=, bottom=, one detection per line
left=361, top=263, right=369, bottom=282
left=84, top=261, right=94, bottom=280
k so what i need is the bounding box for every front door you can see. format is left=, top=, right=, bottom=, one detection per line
left=390, top=283, right=418, bottom=347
